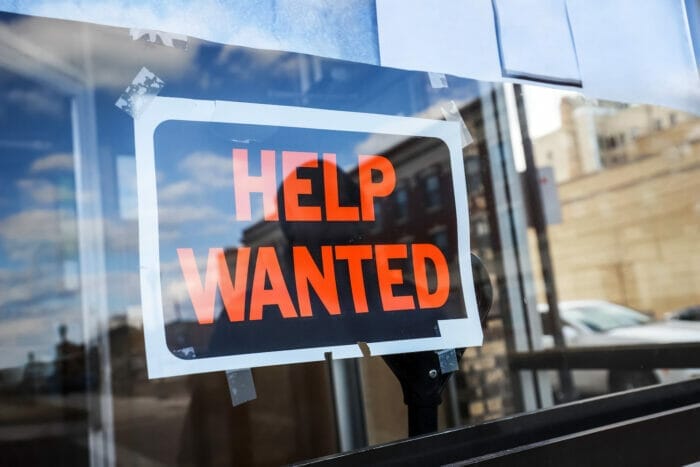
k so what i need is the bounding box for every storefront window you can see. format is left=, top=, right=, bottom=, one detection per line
left=0, top=4, right=698, bottom=466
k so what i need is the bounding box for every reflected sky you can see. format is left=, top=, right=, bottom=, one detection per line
left=0, top=11, right=484, bottom=369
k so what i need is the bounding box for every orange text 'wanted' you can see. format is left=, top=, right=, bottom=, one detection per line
left=178, top=244, right=450, bottom=324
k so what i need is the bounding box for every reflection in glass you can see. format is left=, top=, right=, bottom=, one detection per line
left=0, top=8, right=698, bottom=466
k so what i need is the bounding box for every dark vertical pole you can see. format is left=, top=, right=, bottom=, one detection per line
left=513, top=84, right=575, bottom=401
left=408, top=405, right=438, bottom=437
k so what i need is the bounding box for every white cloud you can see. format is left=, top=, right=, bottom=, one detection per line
left=16, top=178, right=59, bottom=205
left=0, top=208, right=68, bottom=243
left=158, top=229, right=181, bottom=242
left=69, top=217, right=139, bottom=252
left=0, top=208, right=75, bottom=262
left=104, top=270, right=141, bottom=309
left=159, top=180, right=202, bottom=203
left=102, top=219, right=138, bottom=251
left=0, top=139, right=53, bottom=151
left=164, top=279, right=190, bottom=305
left=178, top=151, right=231, bottom=188
left=30, top=153, right=73, bottom=173
left=6, top=88, right=64, bottom=117
left=0, top=268, right=61, bottom=309
left=200, top=222, right=233, bottom=236
left=159, top=258, right=185, bottom=276
left=158, top=205, right=224, bottom=225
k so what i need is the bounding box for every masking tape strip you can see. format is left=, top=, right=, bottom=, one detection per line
left=428, top=72, right=448, bottom=88
left=130, top=28, right=189, bottom=50
left=441, top=100, right=474, bottom=148
left=115, top=67, right=165, bottom=119
left=225, top=368, right=258, bottom=406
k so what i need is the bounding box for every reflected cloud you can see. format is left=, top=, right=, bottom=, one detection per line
left=102, top=219, right=138, bottom=251
left=0, top=139, right=53, bottom=151
left=5, top=88, right=65, bottom=117
left=30, top=153, right=73, bottom=172
left=177, top=151, right=231, bottom=188
left=158, top=205, right=223, bottom=225
left=0, top=268, right=65, bottom=310
left=16, top=178, right=61, bottom=205
left=0, top=209, right=74, bottom=261
left=159, top=180, right=202, bottom=203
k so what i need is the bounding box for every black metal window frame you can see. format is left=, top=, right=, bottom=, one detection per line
left=298, top=374, right=700, bottom=466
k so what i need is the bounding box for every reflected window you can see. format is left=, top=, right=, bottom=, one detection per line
left=475, top=219, right=490, bottom=237
left=395, top=186, right=409, bottom=222
left=424, top=172, right=442, bottom=209
left=431, top=229, right=449, bottom=253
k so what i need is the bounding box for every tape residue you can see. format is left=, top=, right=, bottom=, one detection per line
left=130, top=28, right=188, bottom=50
left=115, top=67, right=165, bottom=119
left=428, top=72, right=448, bottom=88
left=441, top=100, right=474, bottom=148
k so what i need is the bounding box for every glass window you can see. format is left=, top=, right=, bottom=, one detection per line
left=0, top=6, right=697, bottom=466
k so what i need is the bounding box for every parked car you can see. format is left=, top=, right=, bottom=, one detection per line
left=539, top=300, right=700, bottom=396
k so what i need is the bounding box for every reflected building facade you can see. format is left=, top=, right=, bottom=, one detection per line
left=532, top=98, right=700, bottom=316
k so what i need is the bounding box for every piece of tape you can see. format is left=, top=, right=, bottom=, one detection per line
left=428, top=72, right=448, bottom=89
left=440, top=100, right=474, bottom=148
left=115, top=67, right=165, bottom=119
left=130, top=28, right=188, bottom=50
left=435, top=349, right=459, bottom=374
left=225, top=369, right=257, bottom=407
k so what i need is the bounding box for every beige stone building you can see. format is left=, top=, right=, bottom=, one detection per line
left=532, top=99, right=700, bottom=316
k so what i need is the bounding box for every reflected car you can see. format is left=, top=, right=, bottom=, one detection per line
left=539, top=300, right=700, bottom=396
left=666, top=305, right=700, bottom=322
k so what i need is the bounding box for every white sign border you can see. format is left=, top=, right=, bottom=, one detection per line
left=135, top=96, right=483, bottom=378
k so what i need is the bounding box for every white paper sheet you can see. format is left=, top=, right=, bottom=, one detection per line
left=376, top=0, right=503, bottom=82
left=494, top=0, right=581, bottom=85
left=566, top=0, right=700, bottom=113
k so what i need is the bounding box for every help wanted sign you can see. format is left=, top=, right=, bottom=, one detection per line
left=134, top=97, right=482, bottom=378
